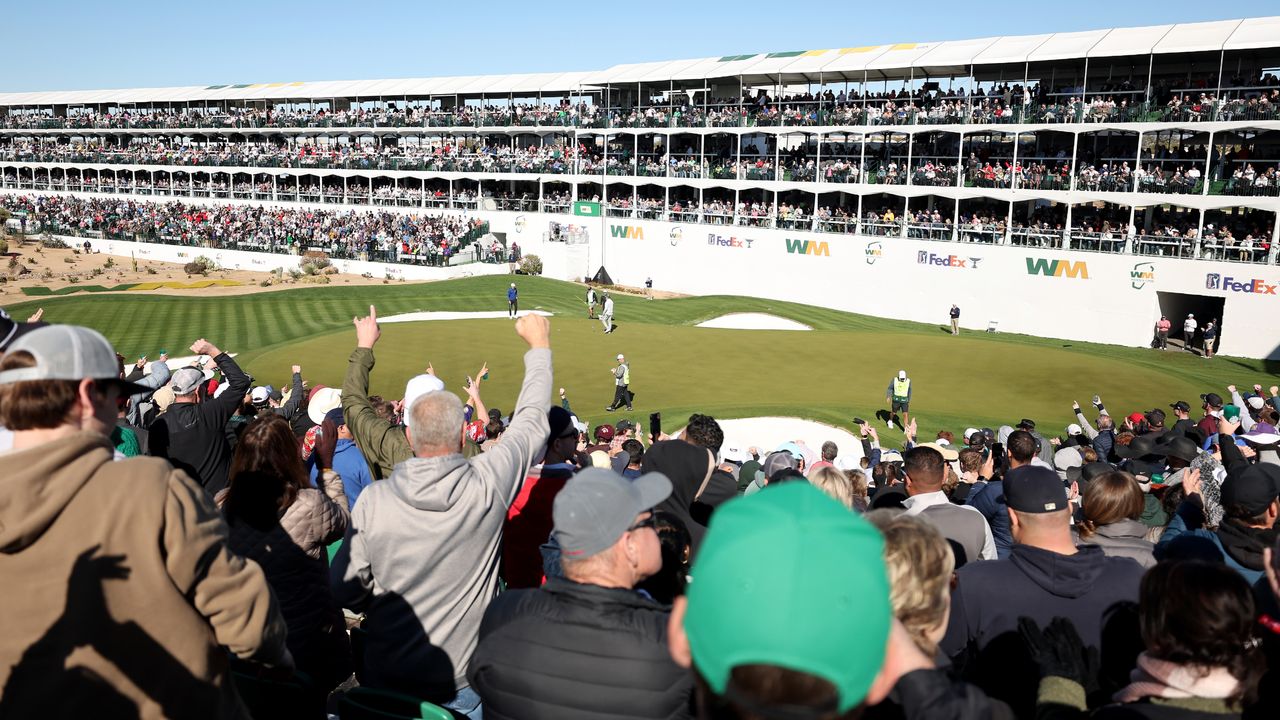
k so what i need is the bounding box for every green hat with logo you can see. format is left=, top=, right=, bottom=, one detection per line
left=683, top=483, right=891, bottom=713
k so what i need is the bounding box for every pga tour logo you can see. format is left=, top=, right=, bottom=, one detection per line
left=1206, top=273, right=1220, bottom=290
left=917, top=251, right=981, bottom=269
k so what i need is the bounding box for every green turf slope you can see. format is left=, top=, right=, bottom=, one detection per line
left=6, top=276, right=1276, bottom=442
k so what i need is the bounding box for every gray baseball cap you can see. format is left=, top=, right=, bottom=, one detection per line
left=171, top=367, right=212, bottom=395
left=552, top=467, right=672, bottom=560
left=0, top=325, right=147, bottom=394
left=756, top=450, right=798, bottom=484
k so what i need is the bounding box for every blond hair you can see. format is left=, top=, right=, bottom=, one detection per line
left=808, top=465, right=854, bottom=510
left=864, top=510, right=956, bottom=657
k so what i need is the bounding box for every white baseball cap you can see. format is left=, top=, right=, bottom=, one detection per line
left=616, top=353, right=625, bottom=360
left=898, top=370, right=907, bottom=379
left=403, top=373, right=446, bottom=429
left=1067, top=423, right=1083, bottom=436
left=250, top=386, right=270, bottom=405
left=0, top=325, right=149, bottom=395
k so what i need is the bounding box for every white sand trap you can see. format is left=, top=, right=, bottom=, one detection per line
left=671, top=416, right=865, bottom=467
left=381, top=310, right=553, bottom=324
left=695, top=313, right=811, bottom=331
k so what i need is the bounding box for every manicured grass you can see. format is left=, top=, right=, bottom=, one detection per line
left=6, top=276, right=1277, bottom=443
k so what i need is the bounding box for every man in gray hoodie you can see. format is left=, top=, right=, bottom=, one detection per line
left=331, top=311, right=553, bottom=719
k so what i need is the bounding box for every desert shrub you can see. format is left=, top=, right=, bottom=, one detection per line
left=518, top=254, right=543, bottom=275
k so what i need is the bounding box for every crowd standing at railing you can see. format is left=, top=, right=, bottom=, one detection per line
left=0, top=194, right=492, bottom=265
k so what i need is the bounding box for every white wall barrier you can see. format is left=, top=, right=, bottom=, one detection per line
left=490, top=212, right=1280, bottom=361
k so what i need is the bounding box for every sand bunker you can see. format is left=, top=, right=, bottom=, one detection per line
left=670, top=416, right=865, bottom=467
left=695, top=313, right=811, bottom=331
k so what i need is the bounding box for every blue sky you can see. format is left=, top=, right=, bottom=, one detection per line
left=5, top=1, right=1278, bottom=92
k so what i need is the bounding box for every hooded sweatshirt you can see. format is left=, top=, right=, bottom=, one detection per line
left=942, top=543, right=1144, bottom=718
left=0, top=432, right=288, bottom=720
left=642, top=439, right=735, bottom=555
left=330, top=348, right=552, bottom=702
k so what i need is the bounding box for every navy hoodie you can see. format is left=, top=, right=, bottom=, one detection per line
left=941, top=543, right=1144, bottom=718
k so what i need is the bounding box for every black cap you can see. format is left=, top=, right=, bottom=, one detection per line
left=1145, top=409, right=1166, bottom=426
left=1170, top=401, right=1191, bottom=413
left=615, top=419, right=635, bottom=433
left=1003, top=466, right=1069, bottom=513
left=1221, top=465, right=1280, bottom=517
left=1017, top=418, right=1036, bottom=430
left=547, top=406, right=574, bottom=444
left=981, top=428, right=996, bottom=442
left=1201, top=393, right=1224, bottom=409
left=1066, top=461, right=1114, bottom=486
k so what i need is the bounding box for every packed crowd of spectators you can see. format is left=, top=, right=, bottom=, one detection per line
left=0, top=194, right=492, bottom=264
left=4, top=301, right=1280, bottom=719
left=3, top=74, right=1277, bottom=131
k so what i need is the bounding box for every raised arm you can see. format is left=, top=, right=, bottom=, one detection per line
left=195, top=339, right=249, bottom=422
left=474, top=315, right=552, bottom=505
left=276, top=366, right=304, bottom=419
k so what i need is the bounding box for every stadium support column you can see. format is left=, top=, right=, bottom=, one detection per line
left=272, top=175, right=277, bottom=202
left=1126, top=205, right=1136, bottom=254
left=1201, top=130, right=1213, bottom=195
left=1064, top=204, right=1073, bottom=251
left=1269, top=215, right=1280, bottom=265
left=1195, top=209, right=1206, bottom=259
left=1132, top=130, right=1144, bottom=192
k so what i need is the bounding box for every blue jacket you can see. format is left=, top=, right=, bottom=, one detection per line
left=508, top=288, right=518, bottom=302
left=966, top=480, right=1012, bottom=559
left=310, top=438, right=375, bottom=509
left=1155, top=498, right=1266, bottom=586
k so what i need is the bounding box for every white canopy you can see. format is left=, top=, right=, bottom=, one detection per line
left=1, top=15, right=1277, bottom=107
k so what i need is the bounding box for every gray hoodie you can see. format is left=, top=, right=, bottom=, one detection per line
left=331, top=348, right=551, bottom=700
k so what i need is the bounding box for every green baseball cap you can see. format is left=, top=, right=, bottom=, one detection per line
left=683, top=483, right=891, bottom=713
left=1224, top=404, right=1242, bottom=422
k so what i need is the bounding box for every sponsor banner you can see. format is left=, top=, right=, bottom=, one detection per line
left=785, top=238, right=829, bottom=256
left=1026, top=256, right=1089, bottom=279
left=1130, top=262, right=1155, bottom=290
left=1205, top=273, right=1278, bottom=294
left=609, top=224, right=644, bottom=239
left=707, top=233, right=753, bottom=249
left=670, top=227, right=683, bottom=246
left=917, top=251, right=982, bottom=269
left=573, top=201, right=601, bottom=217
left=865, top=241, right=882, bottom=265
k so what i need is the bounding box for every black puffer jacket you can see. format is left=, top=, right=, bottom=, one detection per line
left=468, top=577, right=693, bottom=720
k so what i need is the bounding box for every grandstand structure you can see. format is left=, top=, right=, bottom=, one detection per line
left=2, top=17, right=1280, bottom=358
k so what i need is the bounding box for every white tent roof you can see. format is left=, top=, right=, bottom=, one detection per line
left=1, top=16, right=1277, bottom=107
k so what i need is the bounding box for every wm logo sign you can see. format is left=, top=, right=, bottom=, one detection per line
left=609, top=225, right=644, bottom=239
left=785, top=238, right=830, bottom=256
left=1026, top=257, right=1089, bottom=280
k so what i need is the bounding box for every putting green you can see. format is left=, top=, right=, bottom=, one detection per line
left=5, top=275, right=1275, bottom=442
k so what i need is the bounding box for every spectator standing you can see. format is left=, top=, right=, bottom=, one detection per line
left=331, top=313, right=553, bottom=718
left=1026, top=561, right=1261, bottom=719
left=943, top=466, right=1144, bottom=717
left=902, top=446, right=996, bottom=565
left=601, top=290, right=615, bottom=333
left=950, top=304, right=961, bottom=335
left=221, top=414, right=351, bottom=693
left=1073, top=470, right=1156, bottom=569
left=0, top=326, right=290, bottom=719
left=967, top=429, right=1039, bottom=558
left=309, top=408, right=375, bottom=508
left=1204, top=320, right=1218, bottom=358
left=507, top=282, right=518, bottom=319
left=1183, top=313, right=1198, bottom=351
left=1157, top=457, right=1279, bottom=585
left=586, top=285, right=598, bottom=319
left=1169, top=400, right=1195, bottom=437
left=1155, top=315, right=1171, bottom=350
left=148, top=339, right=251, bottom=495
left=468, top=468, right=693, bottom=720
left=503, top=405, right=579, bottom=589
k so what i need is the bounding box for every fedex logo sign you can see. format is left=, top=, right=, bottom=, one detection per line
left=1208, top=273, right=1278, bottom=294
left=917, top=251, right=981, bottom=269
left=707, top=233, right=753, bottom=249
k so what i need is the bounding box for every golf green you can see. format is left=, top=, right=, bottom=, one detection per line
left=6, top=275, right=1275, bottom=442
